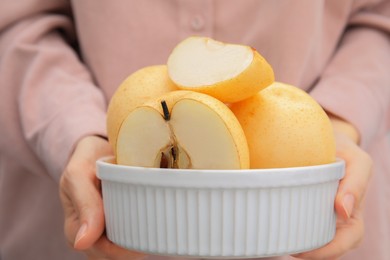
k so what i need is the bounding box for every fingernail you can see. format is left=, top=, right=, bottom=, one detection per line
left=342, top=194, right=355, bottom=218
left=74, top=223, right=88, bottom=247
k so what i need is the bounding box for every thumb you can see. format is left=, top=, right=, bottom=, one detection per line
left=71, top=167, right=105, bottom=250
left=334, top=145, right=372, bottom=220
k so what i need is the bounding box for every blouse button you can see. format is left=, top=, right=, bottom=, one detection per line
left=190, top=15, right=205, bottom=31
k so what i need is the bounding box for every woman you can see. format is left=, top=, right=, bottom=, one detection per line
left=0, top=1, right=389, bottom=259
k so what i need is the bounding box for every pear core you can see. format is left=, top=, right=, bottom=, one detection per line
left=154, top=100, right=191, bottom=169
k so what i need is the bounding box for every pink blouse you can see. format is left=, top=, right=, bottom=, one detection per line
left=0, top=1, right=389, bottom=259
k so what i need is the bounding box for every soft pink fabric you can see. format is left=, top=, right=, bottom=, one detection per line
left=0, top=1, right=389, bottom=260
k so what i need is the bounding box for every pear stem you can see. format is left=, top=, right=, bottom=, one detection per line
left=161, top=100, right=170, bottom=121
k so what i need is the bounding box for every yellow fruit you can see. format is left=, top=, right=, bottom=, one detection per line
left=117, top=90, right=250, bottom=169
left=230, top=82, right=336, bottom=168
left=107, top=65, right=178, bottom=153
left=167, top=36, right=274, bottom=103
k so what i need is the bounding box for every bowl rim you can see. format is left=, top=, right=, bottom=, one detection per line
left=96, top=157, right=345, bottom=188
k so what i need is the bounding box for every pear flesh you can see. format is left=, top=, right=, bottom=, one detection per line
left=168, top=37, right=253, bottom=87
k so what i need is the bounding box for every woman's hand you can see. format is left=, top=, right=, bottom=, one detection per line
left=292, top=116, right=373, bottom=260
left=59, top=135, right=147, bottom=260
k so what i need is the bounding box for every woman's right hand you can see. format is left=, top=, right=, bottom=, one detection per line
left=59, top=135, right=147, bottom=260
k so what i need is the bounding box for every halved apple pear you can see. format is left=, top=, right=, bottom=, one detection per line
left=167, top=36, right=274, bottom=103
left=116, top=90, right=250, bottom=169
left=230, top=82, right=336, bottom=168
left=107, top=65, right=178, bottom=153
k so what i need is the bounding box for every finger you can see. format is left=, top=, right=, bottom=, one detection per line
left=292, top=209, right=364, bottom=260
left=60, top=186, right=84, bottom=248
left=85, top=235, right=147, bottom=260
left=334, top=143, right=372, bottom=220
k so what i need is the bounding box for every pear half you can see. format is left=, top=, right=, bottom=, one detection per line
left=107, top=65, right=178, bottom=153
left=167, top=36, right=274, bottom=103
left=117, top=90, right=250, bottom=169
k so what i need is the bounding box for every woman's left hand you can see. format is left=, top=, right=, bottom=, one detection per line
left=292, top=116, right=372, bottom=260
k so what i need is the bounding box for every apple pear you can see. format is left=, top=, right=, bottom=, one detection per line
left=230, top=82, right=336, bottom=168
left=106, top=65, right=178, bottom=153
left=116, top=90, right=250, bottom=169
left=167, top=36, right=274, bottom=103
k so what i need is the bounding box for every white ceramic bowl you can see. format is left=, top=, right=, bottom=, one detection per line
left=97, top=157, right=344, bottom=258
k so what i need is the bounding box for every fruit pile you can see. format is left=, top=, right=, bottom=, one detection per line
left=107, top=37, right=335, bottom=169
